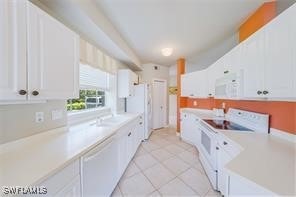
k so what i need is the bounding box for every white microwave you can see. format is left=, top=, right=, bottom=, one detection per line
left=215, top=70, right=243, bottom=99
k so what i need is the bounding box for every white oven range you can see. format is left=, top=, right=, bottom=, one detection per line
left=197, top=108, right=269, bottom=190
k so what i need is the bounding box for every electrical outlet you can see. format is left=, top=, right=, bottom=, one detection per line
left=222, top=102, right=226, bottom=109
left=52, top=109, right=63, bottom=120
left=35, top=112, right=44, bottom=123
left=193, top=101, right=198, bottom=106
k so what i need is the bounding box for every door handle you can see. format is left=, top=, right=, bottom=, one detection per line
left=257, top=90, right=262, bottom=95
left=19, top=90, right=27, bottom=95
left=32, top=90, right=39, bottom=96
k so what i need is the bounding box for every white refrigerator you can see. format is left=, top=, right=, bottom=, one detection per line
left=127, top=84, right=152, bottom=140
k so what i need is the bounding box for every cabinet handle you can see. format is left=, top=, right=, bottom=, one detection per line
left=190, top=94, right=194, bottom=96
left=139, top=122, right=143, bottom=125
left=257, top=90, right=262, bottom=95
left=223, top=141, right=228, bottom=145
left=216, top=147, right=219, bottom=150
left=263, top=90, right=269, bottom=95
left=208, top=93, right=212, bottom=96
left=32, top=90, right=39, bottom=96
left=19, top=90, right=27, bottom=95
left=128, top=132, right=131, bottom=137
left=224, top=70, right=229, bottom=74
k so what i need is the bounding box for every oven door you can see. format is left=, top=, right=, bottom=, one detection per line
left=199, top=126, right=217, bottom=170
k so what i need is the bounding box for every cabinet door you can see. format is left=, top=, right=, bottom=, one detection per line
left=54, top=175, right=81, bottom=197
left=264, top=7, right=295, bottom=98
left=0, top=0, right=27, bottom=101
left=181, top=113, right=197, bottom=144
left=180, top=113, right=190, bottom=140
left=217, top=146, right=232, bottom=196
left=226, top=44, right=242, bottom=74
left=241, top=31, right=265, bottom=98
left=196, top=70, right=208, bottom=98
left=27, top=2, right=79, bottom=100
left=181, top=74, right=192, bottom=97
left=118, top=133, right=128, bottom=175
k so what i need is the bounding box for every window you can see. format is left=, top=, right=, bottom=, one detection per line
left=67, top=64, right=109, bottom=112
left=67, top=90, right=105, bottom=111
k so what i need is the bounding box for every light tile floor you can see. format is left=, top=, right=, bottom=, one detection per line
left=112, top=127, right=221, bottom=197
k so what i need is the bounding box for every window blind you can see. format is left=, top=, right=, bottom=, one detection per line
left=80, top=63, right=109, bottom=91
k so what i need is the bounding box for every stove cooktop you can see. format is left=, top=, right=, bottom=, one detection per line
left=203, top=119, right=253, bottom=131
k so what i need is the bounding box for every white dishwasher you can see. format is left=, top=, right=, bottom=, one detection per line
left=81, top=135, right=118, bottom=196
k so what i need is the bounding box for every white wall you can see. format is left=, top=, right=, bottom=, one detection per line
left=137, top=63, right=170, bottom=126
left=185, top=33, right=239, bottom=73
left=0, top=101, right=67, bottom=144
left=169, top=65, right=177, bottom=128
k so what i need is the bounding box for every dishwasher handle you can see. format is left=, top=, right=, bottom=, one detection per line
left=83, top=136, right=115, bottom=162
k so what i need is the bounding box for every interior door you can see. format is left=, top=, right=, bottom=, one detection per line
left=152, top=79, right=166, bottom=129
left=27, top=2, right=79, bottom=100
left=0, top=0, right=27, bottom=101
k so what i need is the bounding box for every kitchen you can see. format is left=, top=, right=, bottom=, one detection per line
left=0, top=0, right=295, bottom=196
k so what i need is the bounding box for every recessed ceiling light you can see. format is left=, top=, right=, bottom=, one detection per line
left=161, top=48, right=173, bottom=57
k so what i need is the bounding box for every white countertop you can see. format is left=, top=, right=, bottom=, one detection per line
left=181, top=108, right=296, bottom=196
left=181, top=108, right=225, bottom=120
left=0, top=113, right=140, bottom=187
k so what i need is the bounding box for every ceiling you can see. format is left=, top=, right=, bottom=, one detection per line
left=95, top=0, right=271, bottom=66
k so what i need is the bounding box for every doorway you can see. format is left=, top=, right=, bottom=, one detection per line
left=152, top=79, right=167, bottom=129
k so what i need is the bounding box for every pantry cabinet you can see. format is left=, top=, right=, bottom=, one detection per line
left=0, top=0, right=79, bottom=102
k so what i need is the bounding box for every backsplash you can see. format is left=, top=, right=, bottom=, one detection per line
left=0, top=101, right=67, bottom=144
left=186, top=98, right=296, bottom=134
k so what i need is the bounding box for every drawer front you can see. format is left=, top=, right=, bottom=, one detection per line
left=39, top=160, right=80, bottom=196
left=217, top=135, right=241, bottom=157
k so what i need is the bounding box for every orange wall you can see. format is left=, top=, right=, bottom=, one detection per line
left=239, top=1, right=276, bottom=42
left=178, top=1, right=296, bottom=135
left=177, top=58, right=187, bottom=132
left=187, top=98, right=296, bottom=134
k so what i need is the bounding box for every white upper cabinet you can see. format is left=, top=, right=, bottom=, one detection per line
left=241, top=4, right=295, bottom=100
left=181, top=70, right=208, bottom=98
left=0, top=0, right=27, bottom=101
left=264, top=4, right=295, bottom=99
left=117, top=69, right=138, bottom=98
left=241, top=30, right=265, bottom=98
left=0, top=0, right=79, bottom=102
left=27, top=2, right=79, bottom=100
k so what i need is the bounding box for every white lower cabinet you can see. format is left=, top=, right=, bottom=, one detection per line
left=217, top=145, right=232, bottom=196
left=39, top=160, right=81, bottom=197
left=217, top=134, right=241, bottom=197
left=180, top=112, right=200, bottom=147
left=55, top=175, right=81, bottom=197
left=228, top=175, right=275, bottom=196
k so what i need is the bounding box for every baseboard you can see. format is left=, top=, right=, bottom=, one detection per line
left=270, top=128, right=296, bottom=143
